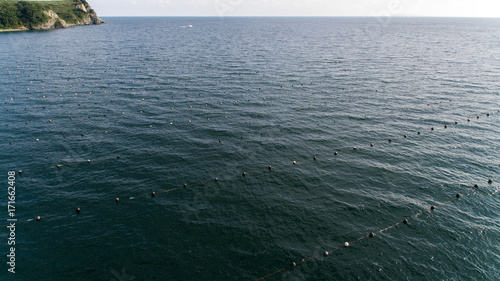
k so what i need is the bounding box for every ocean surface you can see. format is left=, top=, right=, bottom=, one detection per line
left=0, top=17, right=499, bottom=281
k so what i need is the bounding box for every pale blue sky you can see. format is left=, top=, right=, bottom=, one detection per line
left=88, top=0, right=500, bottom=17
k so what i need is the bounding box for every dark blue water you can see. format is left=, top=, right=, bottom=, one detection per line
left=1, top=17, right=499, bottom=280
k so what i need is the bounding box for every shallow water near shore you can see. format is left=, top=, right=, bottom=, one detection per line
left=0, top=17, right=499, bottom=280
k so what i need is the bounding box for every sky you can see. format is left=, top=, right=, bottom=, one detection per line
left=88, top=0, right=500, bottom=17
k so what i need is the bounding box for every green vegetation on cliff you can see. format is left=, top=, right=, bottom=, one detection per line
left=0, top=1, right=48, bottom=29
left=0, top=0, right=102, bottom=30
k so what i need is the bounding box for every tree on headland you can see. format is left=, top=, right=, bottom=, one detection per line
left=0, top=2, right=21, bottom=29
left=0, top=1, right=48, bottom=29
left=15, top=1, right=49, bottom=28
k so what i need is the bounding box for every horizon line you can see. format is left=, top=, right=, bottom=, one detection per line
left=97, top=15, right=500, bottom=19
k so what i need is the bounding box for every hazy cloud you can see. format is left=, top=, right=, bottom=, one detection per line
left=90, top=0, right=500, bottom=17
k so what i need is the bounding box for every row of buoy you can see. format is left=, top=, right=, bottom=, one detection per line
left=4, top=94, right=455, bottom=121
left=3, top=60, right=473, bottom=126
left=10, top=110, right=497, bottom=175
left=3, top=101, right=392, bottom=144
left=5, top=77, right=493, bottom=150
left=254, top=180, right=497, bottom=281
left=29, top=173, right=496, bottom=228
left=0, top=58, right=485, bottom=129
left=26, top=155, right=496, bottom=224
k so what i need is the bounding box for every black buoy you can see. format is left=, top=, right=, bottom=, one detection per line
left=388, top=139, right=392, bottom=142
left=313, top=157, right=317, bottom=160
left=430, top=206, right=435, bottom=211
left=454, top=121, right=457, bottom=124
left=215, top=178, right=219, bottom=182
left=36, top=216, right=41, bottom=221
left=353, top=146, right=357, bottom=150
left=467, top=119, right=470, bottom=122
left=183, top=183, right=187, bottom=188
left=76, top=208, right=81, bottom=214
left=370, top=143, right=374, bottom=147
left=403, top=219, right=408, bottom=224
left=488, top=179, right=493, bottom=184
left=334, top=151, right=338, bottom=155
left=115, top=198, right=120, bottom=203
left=431, top=127, right=434, bottom=131
left=323, top=251, right=329, bottom=257
left=290, top=262, right=297, bottom=268
left=151, top=192, right=156, bottom=197
left=404, top=135, right=407, bottom=138
left=417, top=131, right=421, bottom=135
left=369, top=232, right=375, bottom=238
left=81, top=133, right=85, bottom=136
left=456, top=193, right=460, bottom=198
left=117, top=155, right=121, bottom=159
left=444, top=125, right=447, bottom=129
left=268, top=165, right=272, bottom=170
left=242, top=172, right=246, bottom=177
left=18, top=170, right=22, bottom=175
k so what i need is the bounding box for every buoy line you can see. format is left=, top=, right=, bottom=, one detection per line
left=4, top=109, right=497, bottom=227
left=253, top=178, right=499, bottom=281
left=13, top=147, right=179, bottom=175
left=5, top=108, right=498, bottom=225
left=4, top=67, right=484, bottom=140
left=0, top=63, right=476, bottom=109
left=4, top=79, right=496, bottom=150
left=1, top=95, right=460, bottom=123
left=8, top=109, right=498, bottom=176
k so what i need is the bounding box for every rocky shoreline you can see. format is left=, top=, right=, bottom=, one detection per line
left=0, top=0, right=104, bottom=33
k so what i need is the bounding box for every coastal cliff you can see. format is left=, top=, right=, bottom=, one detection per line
left=0, top=0, right=104, bottom=32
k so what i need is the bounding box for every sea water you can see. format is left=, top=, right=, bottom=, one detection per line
left=0, top=17, right=499, bottom=280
